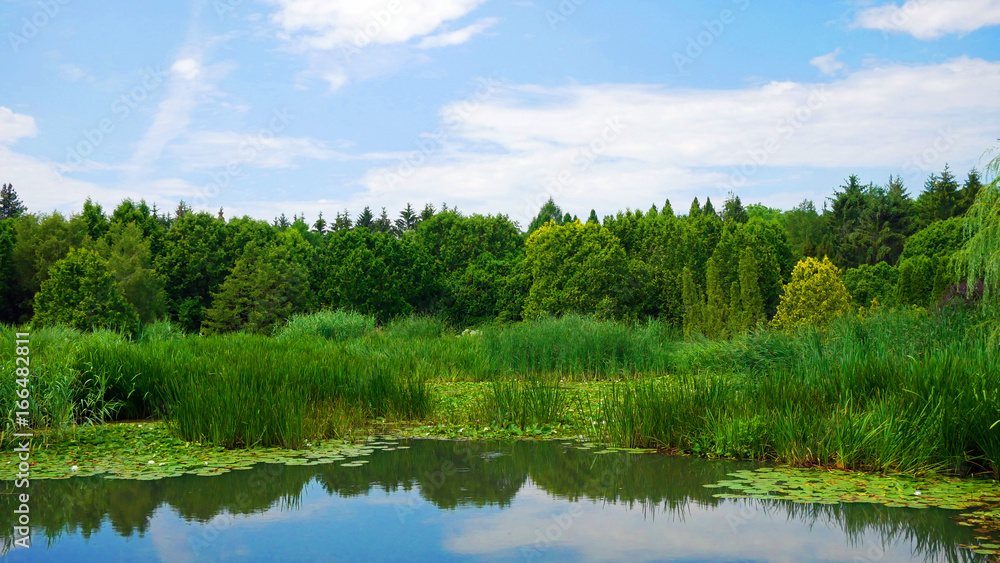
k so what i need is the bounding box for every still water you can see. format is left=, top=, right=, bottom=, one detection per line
left=0, top=439, right=990, bottom=562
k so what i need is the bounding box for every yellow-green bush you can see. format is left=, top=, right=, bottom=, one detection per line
left=771, top=256, right=852, bottom=331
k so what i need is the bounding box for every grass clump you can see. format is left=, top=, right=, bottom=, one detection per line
left=275, top=309, right=375, bottom=341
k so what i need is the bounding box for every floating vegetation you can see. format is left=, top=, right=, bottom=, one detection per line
left=705, top=467, right=1000, bottom=557
left=2, top=422, right=403, bottom=481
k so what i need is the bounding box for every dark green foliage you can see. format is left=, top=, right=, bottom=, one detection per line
left=9, top=212, right=89, bottom=320
left=827, top=175, right=913, bottom=268
left=899, top=216, right=965, bottom=261
left=32, top=248, right=139, bottom=335
left=202, top=239, right=311, bottom=335
left=522, top=220, right=628, bottom=319
left=81, top=198, right=109, bottom=240
left=414, top=211, right=523, bottom=324
left=155, top=212, right=231, bottom=332
left=315, top=228, right=434, bottom=322
left=843, top=262, right=899, bottom=307
left=897, top=255, right=946, bottom=308
left=0, top=220, right=15, bottom=321
left=0, top=183, right=26, bottom=219
left=722, top=194, right=748, bottom=224
left=916, top=165, right=961, bottom=227
left=94, top=222, right=167, bottom=325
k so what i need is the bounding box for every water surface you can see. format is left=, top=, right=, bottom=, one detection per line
left=1, top=439, right=989, bottom=562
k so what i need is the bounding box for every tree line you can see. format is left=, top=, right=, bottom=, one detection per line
left=0, top=162, right=991, bottom=337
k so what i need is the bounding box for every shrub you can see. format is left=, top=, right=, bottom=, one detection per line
left=771, top=256, right=852, bottom=331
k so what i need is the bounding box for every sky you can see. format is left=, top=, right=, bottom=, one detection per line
left=1, top=0, right=999, bottom=228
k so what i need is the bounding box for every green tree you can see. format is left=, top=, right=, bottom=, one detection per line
left=93, top=222, right=167, bottom=325
left=0, top=220, right=15, bottom=321
left=526, top=198, right=565, bottom=235
left=896, top=255, right=939, bottom=307
left=722, top=194, right=748, bottom=224
left=314, top=228, right=434, bottom=322
left=0, top=184, right=26, bottom=219
left=842, top=262, right=899, bottom=308
left=680, top=266, right=704, bottom=338
left=956, top=169, right=983, bottom=216
left=32, top=247, right=138, bottom=334
left=915, top=165, right=960, bottom=227
left=413, top=211, right=523, bottom=324
left=10, top=213, right=88, bottom=320
left=155, top=212, right=231, bottom=331
left=522, top=220, right=628, bottom=319
left=771, top=256, right=852, bottom=331
left=737, top=248, right=765, bottom=330
left=81, top=198, right=109, bottom=240
left=202, top=241, right=310, bottom=334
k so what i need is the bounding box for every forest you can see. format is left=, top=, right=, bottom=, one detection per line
left=0, top=163, right=991, bottom=335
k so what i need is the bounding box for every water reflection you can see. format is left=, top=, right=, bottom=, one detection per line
left=0, top=439, right=989, bottom=562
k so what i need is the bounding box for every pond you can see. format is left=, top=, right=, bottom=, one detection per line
left=0, top=439, right=992, bottom=562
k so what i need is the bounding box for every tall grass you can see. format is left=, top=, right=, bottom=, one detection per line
left=481, top=314, right=677, bottom=378
left=481, top=378, right=566, bottom=429
left=598, top=307, right=1000, bottom=476
left=275, top=310, right=375, bottom=342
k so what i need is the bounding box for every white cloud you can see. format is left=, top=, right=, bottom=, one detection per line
left=417, top=17, right=497, bottom=49
left=852, top=0, right=1000, bottom=39
left=266, top=0, right=487, bottom=50
left=810, top=48, right=846, bottom=76
left=167, top=130, right=348, bottom=171
left=353, top=57, right=1000, bottom=223
left=0, top=107, right=38, bottom=145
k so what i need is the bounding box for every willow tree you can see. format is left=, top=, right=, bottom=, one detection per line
left=955, top=148, right=1000, bottom=306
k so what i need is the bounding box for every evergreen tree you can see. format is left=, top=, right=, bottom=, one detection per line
left=313, top=212, right=327, bottom=235
left=680, top=266, right=703, bottom=338
left=916, top=165, right=960, bottom=226
left=587, top=209, right=599, bottom=225
left=332, top=210, right=353, bottom=232
left=356, top=206, right=375, bottom=230
left=94, top=222, right=167, bottom=325
left=956, top=169, right=982, bottom=216
left=420, top=203, right=436, bottom=222
left=737, top=249, right=765, bottom=330
left=526, top=198, right=564, bottom=235
left=0, top=184, right=26, bottom=220
left=688, top=197, right=701, bottom=217
left=396, top=203, right=419, bottom=233
left=81, top=198, right=109, bottom=240
left=202, top=241, right=310, bottom=334
left=662, top=199, right=674, bottom=217
left=722, top=194, right=748, bottom=224
left=703, top=197, right=717, bottom=218
left=702, top=256, right=728, bottom=338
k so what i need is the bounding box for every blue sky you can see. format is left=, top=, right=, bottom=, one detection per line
left=1, top=0, right=999, bottom=227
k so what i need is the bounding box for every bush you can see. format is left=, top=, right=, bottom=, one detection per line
left=771, top=256, right=852, bottom=331
left=275, top=310, right=375, bottom=341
